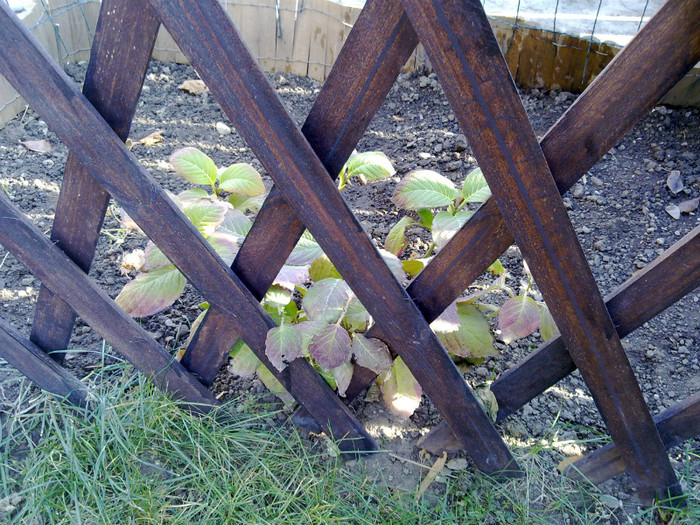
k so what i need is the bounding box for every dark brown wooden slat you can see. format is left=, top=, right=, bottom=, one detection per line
left=400, top=0, right=680, bottom=501
left=0, top=193, right=216, bottom=411
left=183, top=0, right=419, bottom=384
left=0, top=4, right=374, bottom=453
left=565, top=391, right=700, bottom=487
left=149, top=0, right=518, bottom=474
left=416, top=225, right=700, bottom=453
left=0, top=318, right=89, bottom=408
left=30, top=0, right=161, bottom=359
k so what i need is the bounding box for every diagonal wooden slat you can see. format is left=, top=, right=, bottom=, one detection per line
left=30, top=0, right=161, bottom=360
left=0, top=3, right=375, bottom=453
left=183, top=0, right=418, bottom=384
left=0, top=192, right=216, bottom=411
left=415, top=225, right=700, bottom=451
left=0, top=317, right=89, bottom=409
left=399, top=0, right=681, bottom=502
left=148, top=0, right=519, bottom=474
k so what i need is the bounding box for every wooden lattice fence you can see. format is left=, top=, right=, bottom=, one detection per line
left=0, top=0, right=698, bottom=505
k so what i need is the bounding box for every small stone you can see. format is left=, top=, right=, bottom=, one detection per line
left=446, top=457, right=469, bottom=470
left=594, top=240, right=606, bottom=251
left=453, top=134, right=468, bottom=152
left=475, top=366, right=488, bottom=379
left=590, top=176, right=603, bottom=186
left=216, top=122, right=231, bottom=136
left=572, top=185, right=584, bottom=198
left=445, top=160, right=462, bottom=172
left=20, top=276, right=33, bottom=286
left=418, top=152, right=432, bottom=160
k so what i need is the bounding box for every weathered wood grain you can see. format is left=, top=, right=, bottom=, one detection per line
left=149, top=0, right=518, bottom=474
left=400, top=0, right=680, bottom=501
left=0, top=317, right=89, bottom=409
left=183, top=0, right=418, bottom=384
left=0, top=3, right=374, bottom=453
left=30, top=0, right=161, bottom=360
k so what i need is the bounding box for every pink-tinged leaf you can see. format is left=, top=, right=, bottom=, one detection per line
left=352, top=334, right=392, bottom=374
left=265, top=324, right=303, bottom=372
left=391, top=170, right=457, bottom=210
left=379, top=357, right=422, bottom=419
left=539, top=303, right=560, bottom=342
left=183, top=199, right=228, bottom=236
left=430, top=301, right=460, bottom=333
left=431, top=210, right=472, bottom=250
left=499, top=295, right=541, bottom=344
left=287, top=232, right=324, bottom=266
left=120, top=249, right=145, bottom=275
left=115, top=266, right=186, bottom=318
left=308, top=324, right=352, bottom=371
left=171, top=147, right=217, bottom=186
left=219, top=163, right=266, bottom=196
left=302, top=278, right=353, bottom=323
left=333, top=361, right=354, bottom=397
left=178, top=79, right=208, bottom=94
left=256, top=364, right=294, bottom=405
left=177, top=188, right=210, bottom=204
left=219, top=209, right=252, bottom=240
left=21, top=139, right=53, bottom=153
left=207, top=230, right=240, bottom=265
left=379, top=249, right=407, bottom=284
left=144, top=241, right=171, bottom=270
left=666, top=170, right=684, bottom=195
left=229, top=342, right=260, bottom=378
left=273, top=265, right=310, bottom=290
left=385, top=217, right=414, bottom=256
left=294, top=320, right=327, bottom=356
left=679, top=197, right=699, bottom=214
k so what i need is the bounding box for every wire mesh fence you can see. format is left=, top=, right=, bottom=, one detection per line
left=1, top=0, right=698, bottom=127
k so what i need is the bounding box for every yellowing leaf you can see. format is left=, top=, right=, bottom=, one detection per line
left=178, top=79, right=208, bottom=94
left=21, top=139, right=52, bottom=153
left=498, top=295, right=541, bottom=344
left=385, top=216, right=414, bottom=256
left=183, top=199, right=228, bottom=236
left=309, top=255, right=341, bottom=282
left=343, top=151, right=396, bottom=182
left=138, top=130, right=163, bottom=146
left=539, top=303, right=560, bottom=342
left=379, top=356, right=422, bottom=419
left=115, top=266, right=186, bottom=317
left=417, top=452, right=447, bottom=501
left=256, top=364, right=294, bottom=405
left=333, top=361, right=354, bottom=397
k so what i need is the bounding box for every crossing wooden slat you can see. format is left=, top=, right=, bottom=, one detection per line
left=0, top=193, right=216, bottom=411
left=148, top=0, right=519, bottom=474
left=183, top=0, right=418, bottom=384
left=30, top=0, right=161, bottom=360
left=0, top=317, right=89, bottom=409
left=399, top=0, right=680, bottom=501
left=415, top=225, right=700, bottom=451
left=0, top=3, right=375, bottom=453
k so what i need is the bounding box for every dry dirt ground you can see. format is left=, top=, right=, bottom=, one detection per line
left=0, top=60, right=698, bottom=517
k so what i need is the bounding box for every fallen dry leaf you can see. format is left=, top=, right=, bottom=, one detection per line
left=120, top=249, right=145, bottom=275
left=138, top=130, right=164, bottom=146
left=416, top=452, right=447, bottom=501
left=557, top=454, right=584, bottom=474
left=678, top=197, right=699, bottom=214
left=21, top=139, right=52, bottom=153
left=178, top=79, right=208, bottom=94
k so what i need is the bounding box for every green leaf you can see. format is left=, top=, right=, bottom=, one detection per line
left=384, top=217, right=414, bottom=256
left=417, top=208, right=434, bottom=228
left=379, top=249, right=406, bottom=284
left=343, top=297, right=369, bottom=332
left=273, top=265, right=310, bottom=291
left=475, top=383, right=498, bottom=422
left=207, top=230, right=239, bottom=265
left=539, top=303, right=560, bottom=342
left=333, top=361, right=354, bottom=397
left=343, top=151, right=395, bottom=182
left=498, top=295, right=541, bottom=344
left=219, top=209, right=252, bottom=239
left=379, top=356, right=422, bottom=419
left=264, top=285, right=292, bottom=308
left=486, top=259, right=505, bottom=276
left=432, top=302, right=496, bottom=358
left=352, top=334, right=392, bottom=375
left=302, top=278, right=352, bottom=324
left=308, top=324, right=352, bottom=371
left=256, top=364, right=294, bottom=405
left=402, top=259, right=425, bottom=277
left=183, top=199, right=228, bottom=236
left=177, top=188, right=210, bottom=204
left=265, top=324, right=303, bottom=371
left=219, top=163, right=266, bottom=196
left=308, top=255, right=341, bottom=282
left=144, top=241, right=171, bottom=270
left=431, top=210, right=472, bottom=251
left=462, top=167, right=492, bottom=203
left=185, top=309, right=207, bottom=348
left=115, top=265, right=186, bottom=318
left=228, top=193, right=265, bottom=213
left=171, top=147, right=218, bottom=186
left=229, top=341, right=260, bottom=378
left=391, top=170, right=457, bottom=210
left=287, top=232, right=324, bottom=266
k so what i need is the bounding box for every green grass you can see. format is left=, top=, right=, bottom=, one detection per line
left=0, top=356, right=698, bottom=524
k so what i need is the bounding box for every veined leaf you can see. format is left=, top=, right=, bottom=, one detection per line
left=309, top=255, right=341, bottom=282
left=219, top=209, right=252, bottom=239
left=333, top=361, right=354, bottom=397
left=379, top=357, right=422, bottom=419
left=431, top=210, right=472, bottom=251
left=343, top=151, right=395, bottom=182
left=115, top=265, right=186, bottom=318
left=417, top=208, right=434, bottom=228
left=402, top=259, right=424, bottom=277
left=228, top=193, right=265, bottom=213
left=499, top=295, right=541, bottom=344
left=487, top=259, right=505, bottom=276
left=273, top=265, right=310, bottom=291
left=308, top=324, right=352, bottom=371
left=303, top=278, right=353, bottom=323
left=171, top=147, right=217, bottom=186
left=256, top=364, right=294, bottom=405
left=144, top=241, right=171, bottom=270
left=183, top=199, right=228, bottom=236
left=379, top=249, right=407, bottom=285
left=433, top=302, right=496, bottom=358
left=265, top=324, right=303, bottom=371
left=219, top=163, right=266, bottom=196
left=265, top=285, right=292, bottom=308
left=385, top=217, right=414, bottom=256
left=352, top=334, right=392, bottom=375
left=177, top=188, right=210, bottom=204
left=229, top=341, right=260, bottom=378
left=294, top=320, right=327, bottom=356
left=392, top=170, right=457, bottom=210
left=287, top=232, right=324, bottom=266
left=462, top=168, right=492, bottom=203
left=207, top=230, right=239, bottom=265
left=539, top=303, right=560, bottom=342
left=343, top=297, right=370, bottom=332
left=430, top=301, right=460, bottom=334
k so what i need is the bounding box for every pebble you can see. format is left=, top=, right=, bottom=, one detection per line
left=590, top=176, right=603, bottom=186
left=215, top=122, right=231, bottom=136
left=446, top=458, right=469, bottom=470
left=453, top=134, right=468, bottom=152
left=20, top=276, right=33, bottom=286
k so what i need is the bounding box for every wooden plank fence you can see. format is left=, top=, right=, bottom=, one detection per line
left=0, top=0, right=699, bottom=505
